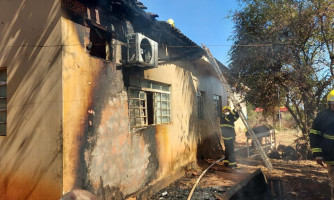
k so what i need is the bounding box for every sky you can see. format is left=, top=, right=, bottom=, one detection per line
left=140, top=0, right=242, bottom=66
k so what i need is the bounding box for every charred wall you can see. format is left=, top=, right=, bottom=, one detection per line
left=0, top=0, right=228, bottom=199
left=61, top=0, right=227, bottom=199
left=61, top=8, right=161, bottom=197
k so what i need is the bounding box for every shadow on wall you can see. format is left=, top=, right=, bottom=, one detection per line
left=0, top=1, right=63, bottom=199
left=173, top=66, right=200, bottom=162
left=173, top=65, right=222, bottom=162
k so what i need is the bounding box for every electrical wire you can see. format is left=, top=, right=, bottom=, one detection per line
left=0, top=43, right=301, bottom=49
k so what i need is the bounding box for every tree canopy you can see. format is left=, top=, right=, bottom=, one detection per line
left=229, top=0, right=334, bottom=136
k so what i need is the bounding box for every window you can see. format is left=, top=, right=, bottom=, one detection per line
left=213, top=94, right=222, bottom=118
left=89, top=27, right=107, bottom=59
left=129, top=80, right=170, bottom=128
left=129, top=90, right=148, bottom=127
left=197, top=91, right=204, bottom=119
left=0, top=67, right=7, bottom=136
left=86, top=20, right=112, bottom=60
left=155, top=93, right=171, bottom=124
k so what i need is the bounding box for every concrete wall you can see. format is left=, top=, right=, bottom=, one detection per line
left=140, top=58, right=227, bottom=174
left=194, top=61, right=228, bottom=157
left=61, top=16, right=134, bottom=197
left=0, top=0, right=63, bottom=199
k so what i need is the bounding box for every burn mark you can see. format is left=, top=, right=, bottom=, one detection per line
left=73, top=61, right=123, bottom=191
left=97, top=176, right=124, bottom=200
left=140, top=127, right=159, bottom=185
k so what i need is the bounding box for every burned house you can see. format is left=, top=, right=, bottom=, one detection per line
left=0, top=0, right=234, bottom=199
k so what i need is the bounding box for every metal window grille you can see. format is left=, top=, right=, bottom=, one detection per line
left=154, top=93, right=170, bottom=124
left=0, top=67, right=7, bottom=136
left=129, top=90, right=147, bottom=127
left=129, top=80, right=171, bottom=128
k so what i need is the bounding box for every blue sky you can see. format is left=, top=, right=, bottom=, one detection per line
left=140, top=0, right=241, bottom=66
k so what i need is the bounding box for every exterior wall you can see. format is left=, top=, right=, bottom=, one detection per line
left=139, top=58, right=227, bottom=176
left=0, top=1, right=63, bottom=199
left=194, top=63, right=228, bottom=156
left=61, top=1, right=228, bottom=199
left=61, top=14, right=227, bottom=200
left=61, top=16, right=149, bottom=197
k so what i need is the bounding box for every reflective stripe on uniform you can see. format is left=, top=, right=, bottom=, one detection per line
left=326, top=161, right=334, bottom=165
left=223, top=160, right=229, bottom=163
left=229, top=162, right=237, bottom=166
left=234, top=116, right=238, bottom=120
left=323, top=133, right=334, bottom=140
left=220, top=124, right=234, bottom=128
left=225, top=117, right=230, bottom=122
left=310, top=129, right=321, bottom=135
left=312, top=148, right=322, bottom=153
left=223, top=136, right=234, bottom=140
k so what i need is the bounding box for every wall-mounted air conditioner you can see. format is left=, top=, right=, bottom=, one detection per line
left=126, top=33, right=158, bottom=68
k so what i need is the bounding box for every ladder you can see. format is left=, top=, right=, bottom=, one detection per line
left=201, top=44, right=273, bottom=172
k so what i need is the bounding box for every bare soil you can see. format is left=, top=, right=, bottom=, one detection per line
left=148, top=129, right=331, bottom=200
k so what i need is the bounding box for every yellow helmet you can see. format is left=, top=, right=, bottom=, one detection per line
left=222, top=106, right=231, bottom=111
left=167, top=18, right=175, bottom=27
left=327, top=90, right=334, bottom=103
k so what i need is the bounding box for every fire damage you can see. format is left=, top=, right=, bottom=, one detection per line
left=0, top=0, right=333, bottom=200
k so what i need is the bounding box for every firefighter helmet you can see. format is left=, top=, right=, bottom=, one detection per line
left=222, top=106, right=231, bottom=111
left=167, top=19, right=175, bottom=27
left=327, top=90, right=334, bottom=103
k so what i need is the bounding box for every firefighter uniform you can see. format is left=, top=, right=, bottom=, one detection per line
left=220, top=106, right=239, bottom=168
left=310, top=89, right=334, bottom=200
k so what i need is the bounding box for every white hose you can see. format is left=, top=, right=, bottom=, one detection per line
left=187, top=156, right=225, bottom=200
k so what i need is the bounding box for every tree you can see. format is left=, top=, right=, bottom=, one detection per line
left=229, top=0, right=334, bottom=138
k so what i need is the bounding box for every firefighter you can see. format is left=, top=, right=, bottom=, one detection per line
left=309, top=89, right=334, bottom=200
left=220, top=106, right=240, bottom=168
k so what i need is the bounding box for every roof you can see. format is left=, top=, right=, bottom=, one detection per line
left=76, top=0, right=233, bottom=79
left=108, top=0, right=204, bottom=57
left=126, top=1, right=232, bottom=73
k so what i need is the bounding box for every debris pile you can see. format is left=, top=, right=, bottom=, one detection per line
left=268, top=145, right=302, bottom=160
left=148, top=182, right=227, bottom=200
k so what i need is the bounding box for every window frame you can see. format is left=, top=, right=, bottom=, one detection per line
left=128, top=89, right=148, bottom=127
left=154, top=92, right=171, bottom=124
left=128, top=80, right=171, bottom=128
left=85, top=19, right=113, bottom=61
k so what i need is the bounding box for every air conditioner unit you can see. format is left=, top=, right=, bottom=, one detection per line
left=126, top=33, right=158, bottom=67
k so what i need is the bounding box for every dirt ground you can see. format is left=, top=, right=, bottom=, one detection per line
left=148, top=129, right=331, bottom=200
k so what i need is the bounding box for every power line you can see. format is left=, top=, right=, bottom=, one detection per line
left=0, top=43, right=299, bottom=49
